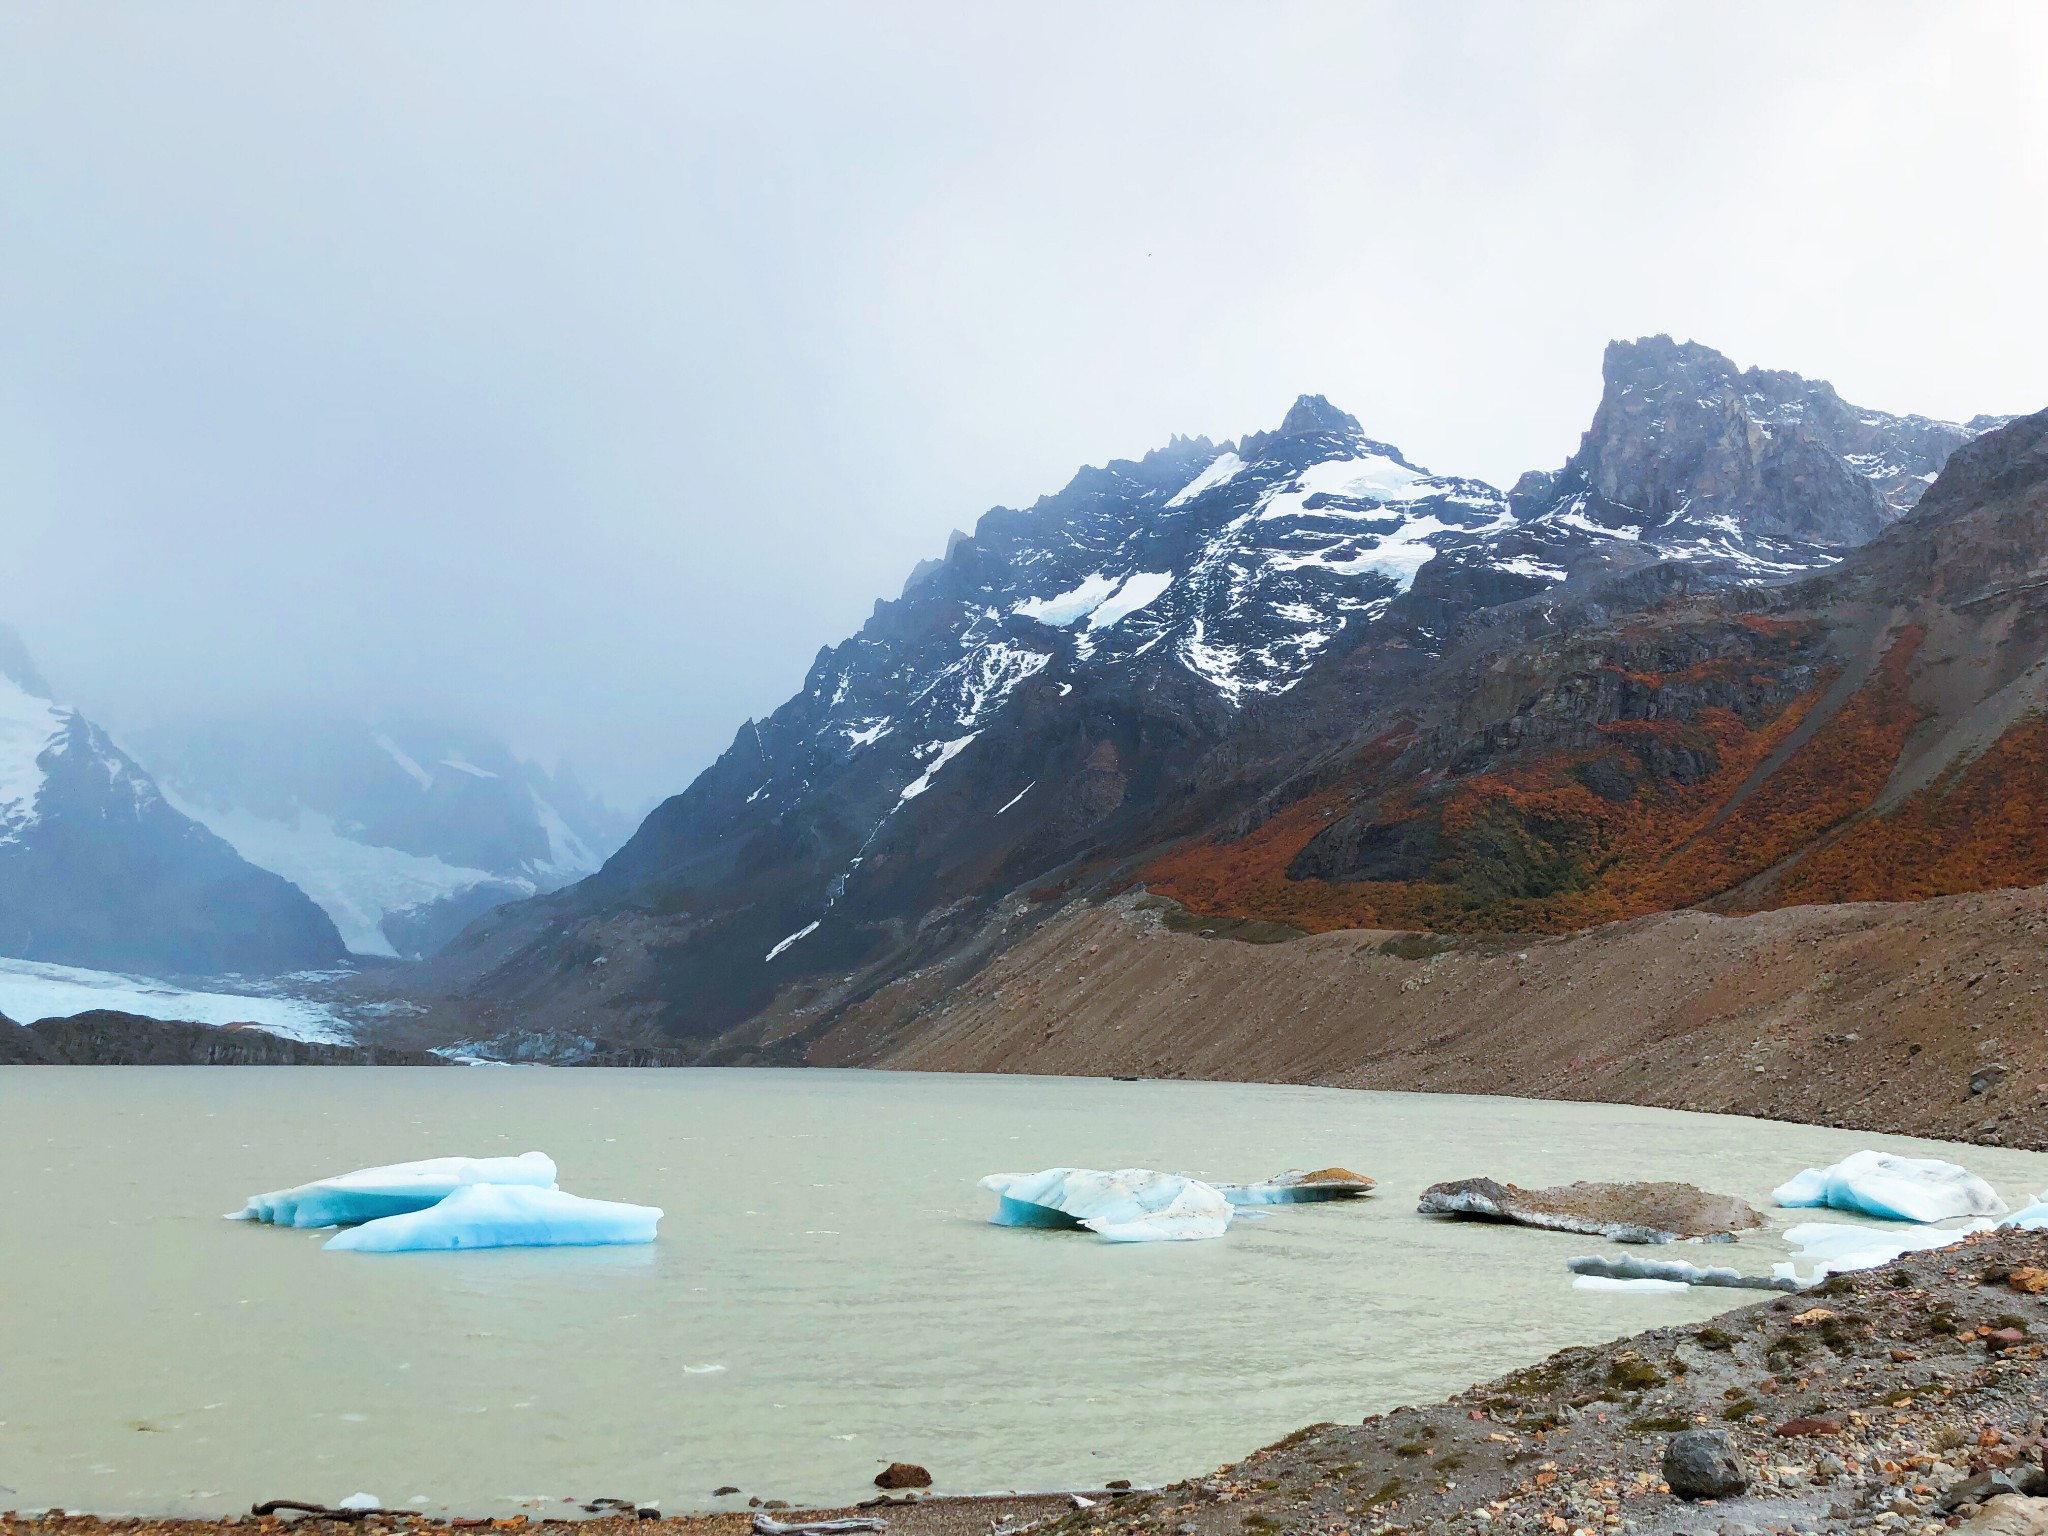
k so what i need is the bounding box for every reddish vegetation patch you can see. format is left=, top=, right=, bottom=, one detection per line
left=1778, top=711, right=2048, bottom=904
left=1146, top=626, right=1975, bottom=934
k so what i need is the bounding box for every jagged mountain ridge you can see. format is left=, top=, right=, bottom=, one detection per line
left=386, top=336, right=2002, bottom=1058
left=133, top=713, right=633, bottom=960
left=0, top=633, right=346, bottom=975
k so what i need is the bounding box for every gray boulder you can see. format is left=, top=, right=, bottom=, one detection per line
left=1662, top=1428, right=1749, bottom=1501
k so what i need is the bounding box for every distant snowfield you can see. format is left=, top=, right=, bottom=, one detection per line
left=0, top=955, right=354, bottom=1042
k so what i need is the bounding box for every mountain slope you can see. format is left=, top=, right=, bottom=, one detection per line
left=0, top=635, right=346, bottom=975
left=1145, top=404, right=2048, bottom=934
left=134, top=714, right=632, bottom=959
left=384, top=337, right=2006, bottom=1060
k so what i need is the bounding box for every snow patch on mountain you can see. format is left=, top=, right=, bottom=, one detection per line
left=1016, top=572, right=1121, bottom=627
left=1086, top=571, right=1174, bottom=630
left=1165, top=451, right=1245, bottom=508
left=899, top=733, right=980, bottom=803
left=0, top=672, right=67, bottom=846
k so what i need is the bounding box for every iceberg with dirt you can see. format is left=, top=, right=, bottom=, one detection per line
left=979, top=1167, right=1233, bottom=1242
left=1771, top=1149, right=2006, bottom=1224
left=227, top=1152, right=559, bottom=1228
left=325, top=1183, right=662, bottom=1252
left=1567, top=1253, right=1797, bottom=1292
left=1213, top=1167, right=1376, bottom=1206
left=1771, top=1218, right=1996, bottom=1286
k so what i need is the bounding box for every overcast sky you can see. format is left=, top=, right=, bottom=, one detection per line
left=3, top=2, right=2044, bottom=806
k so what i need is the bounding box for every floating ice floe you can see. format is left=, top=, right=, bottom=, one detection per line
left=2003, top=1195, right=2048, bottom=1230
left=979, top=1167, right=1233, bottom=1242
left=1213, top=1167, right=1375, bottom=1206
left=1772, top=1149, right=2006, bottom=1224
left=324, top=1183, right=664, bottom=1252
left=1770, top=1219, right=1996, bottom=1287
left=1572, top=1276, right=1691, bottom=1293
left=227, top=1152, right=559, bottom=1228
left=1567, top=1254, right=1798, bottom=1292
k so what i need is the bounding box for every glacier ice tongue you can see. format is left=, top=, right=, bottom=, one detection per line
left=1771, top=1148, right=2006, bottom=1223
left=1770, top=1218, right=1995, bottom=1286
left=324, top=1183, right=663, bottom=1252
left=227, top=1152, right=559, bottom=1228
left=978, top=1167, right=1233, bottom=1242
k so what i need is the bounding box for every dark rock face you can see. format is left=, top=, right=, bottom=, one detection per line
left=1661, top=1427, right=1749, bottom=1501
left=1415, top=1177, right=1763, bottom=1243
left=0, top=644, right=346, bottom=975
left=0, top=1009, right=58, bottom=1063
left=17, top=1009, right=443, bottom=1065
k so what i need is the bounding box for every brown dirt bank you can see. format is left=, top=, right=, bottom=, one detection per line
left=812, top=884, right=2048, bottom=1148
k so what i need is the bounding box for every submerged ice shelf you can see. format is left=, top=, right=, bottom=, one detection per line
left=325, top=1183, right=663, bottom=1252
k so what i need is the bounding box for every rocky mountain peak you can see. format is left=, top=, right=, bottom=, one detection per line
left=1522, top=335, right=1992, bottom=561
left=1278, top=394, right=1365, bottom=439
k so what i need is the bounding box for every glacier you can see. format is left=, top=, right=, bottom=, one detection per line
left=1772, top=1149, right=2007, bottom=1224
left=979, top=1167, right=1233, bottom=1243
left=228, top=1152, right=559, bottom=1228
left=324, top=1183, right=663, bottom=1252
left=0, top=954, right=353, bottom=1043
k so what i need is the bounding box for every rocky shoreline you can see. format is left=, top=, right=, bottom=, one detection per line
left=17, top=1230, right=2048, bottom=1536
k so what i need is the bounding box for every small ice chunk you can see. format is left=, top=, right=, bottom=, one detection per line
left=228, top=1152, right=559, bottom=1228
left=1770, top=1218, right=1994, bottom=1286
left=336, top=1495, right=382, bottom=1513
left=1567, top=1253, right=1797, bottom=1291
left=978, top=1167, right=1232, bottom=1242
left=2004, top=1194, right=2048, bottom=1229
left=323, top=1184, right=662, bottom=1252
left=1771, top=1149, right=2006, bottom=1223
left=1213, top=1166, right=1375, bottom=1206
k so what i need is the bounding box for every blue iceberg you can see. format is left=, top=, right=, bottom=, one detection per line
left=228, top=1152, right=559, bottom=1228
left=2002, top=1194, right=2048, bottom=1230
left=1771, top=1149, right=2006, bottom=1224
left=979, top=1167, right=1233, bottom=1242
left=324, top=1183, right=664, bottom=1252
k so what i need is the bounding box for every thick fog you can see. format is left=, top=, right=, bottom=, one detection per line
left=3, top=1, right=2043, bottom=806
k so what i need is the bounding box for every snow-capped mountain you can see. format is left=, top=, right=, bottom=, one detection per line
left=0, top=630, right=345, bottom=975
left=133, top=714, right=633, bottom=959
left=390, top=337, right=2001, bottom=1059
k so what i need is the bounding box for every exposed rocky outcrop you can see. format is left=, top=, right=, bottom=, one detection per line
left=17, top=1010, right=444, bottom=1066
left=1416, top=1176, right=1763, bottom=1243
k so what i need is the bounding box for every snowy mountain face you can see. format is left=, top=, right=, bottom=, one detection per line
left=133, top=715, right=632, bottom=960
left=0, top=633, right=345, bottom=975
left=396, top=337, right=1998, bottom=1058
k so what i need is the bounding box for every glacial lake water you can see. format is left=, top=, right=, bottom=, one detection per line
left=7, top=1067, right=2048, bottom=1518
